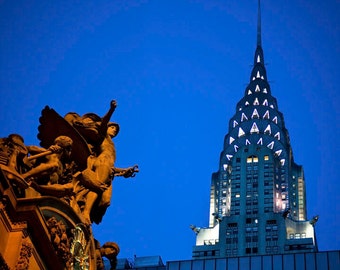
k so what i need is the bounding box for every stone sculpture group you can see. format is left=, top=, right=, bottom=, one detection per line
left=0, top=100, right=138, bottom=269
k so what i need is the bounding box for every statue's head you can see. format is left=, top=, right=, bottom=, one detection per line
left=8, top=134, right=25, bottom=147
left=54, top=136, right=73, bottom=156
left=101, top=242, right=120, bottom=259
left=107, top=122, right=120, bottom=138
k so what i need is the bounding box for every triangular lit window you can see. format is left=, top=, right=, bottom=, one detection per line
left=257, top=55, right=261, bottom=63
left=270, top=105, right=274, bottom=109
left=248, top=89, right=252, bottom=95
left=262, top=99, right=268, bottom=106
left=226, top=154, right=233, bottom=161
left=241, top=113, right=248, bottom=122
left=272, top=116, right=278, bottom=124
left=251, top=109, right=259, bottom=119
left=245, top=101, right=250, bottom=106
left=255, top=85, right=260, bottom=92
left=263, top=88, right=268, bottom=93
left=250, top=122, right=260, bottom=134
left=238, top=127, right=245, bottom=137
left=233, top=120, right=238, bottom=128
left=229, top=136, right=235, bottom=144
left=246, top=139, right=251, bottom=145
left=264, top=124, right=271, bottom=134
left=234, top=145, right=239, bottom=152
left=275, top=149, right=282, bottom=156
left=252, top=77, right=256, bottom=81
left=261, top=76, right=264, bottom=79
left=257, top=138, right=263, bottom=145
left=280, top=159, right=285, bottom=166
left=263, top=110, right=270, bottom=119
left=274, top=132, right=281, bottom=140
left=267, top=141, right=274, bottom=149
left=256, top=71, right=260, bottom=78
left=253, top=98, right=259, bottom=106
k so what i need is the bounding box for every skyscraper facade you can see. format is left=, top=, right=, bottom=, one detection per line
left=192, top=1, right=317, bottom=259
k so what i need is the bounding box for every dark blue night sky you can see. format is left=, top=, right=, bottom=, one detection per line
left=0, top=0, right=339, bottom=262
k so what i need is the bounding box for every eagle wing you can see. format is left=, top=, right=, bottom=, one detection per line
left=37, top=106, right=91, bottom=171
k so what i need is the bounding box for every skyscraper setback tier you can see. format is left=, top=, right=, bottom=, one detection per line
left=192, top=1, right=317, bottom=259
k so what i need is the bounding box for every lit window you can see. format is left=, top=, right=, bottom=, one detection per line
left=247, top=89, right=252, bottom=95
left=241, top=113, right=248, bottom=122
left=256, top=71, right=260, bottom=78
left=235, top=194, right=240, bottom=198
left=247, top=157, right=252, bottom=163
left=272, top=116, right=278, bottom=124
left=252, top=109, right=259, bottom=118
left=255, top=84, right=260, bottom=92
left=263, top=109, right=269, bottom=118
left=264, top=124, right=271, bottom=134
left=263, top=88, right=268, bottom=93
left=267, top=141, right=274, bottom=149
left=257, top=55, right=261, bottom=63
left=274, top=149, right=282, bottom=156
left=274, top=132, right=280, bottom=140
left=264, top=155, right=269, bottom=161
left=257, top=138, right=263, bottom=145
left=250, top=122, right=260, bottom=134
left=253, top=156, right=259, bottom=163
left=246, top=139, right=251, bottom=145
left=253, top=98, right=259, bottom=106
left=280, top=159, right=285, bottom=166
left=229, top=136, right=235, bottom=144
left=238, top=127, right=245, bottom=137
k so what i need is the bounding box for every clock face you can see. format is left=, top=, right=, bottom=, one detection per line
left=70, top=224, right=90, bottom=270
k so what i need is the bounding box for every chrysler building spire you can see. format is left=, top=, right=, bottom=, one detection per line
left=257, top=0, right=262, bottom=47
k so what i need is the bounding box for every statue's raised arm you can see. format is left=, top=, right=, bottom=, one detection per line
left=99, top=100, right=117, bottom=137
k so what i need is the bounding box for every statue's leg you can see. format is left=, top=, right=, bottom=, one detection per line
left=82, top=191, right=98, bottom=224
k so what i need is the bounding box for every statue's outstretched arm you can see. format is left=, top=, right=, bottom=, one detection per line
left=29, top=181, right=73, bottom=197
